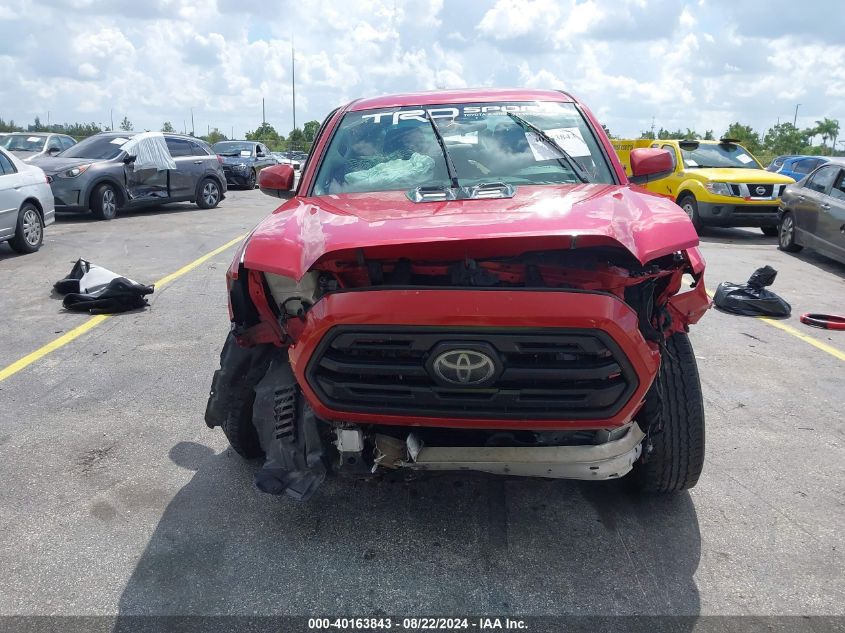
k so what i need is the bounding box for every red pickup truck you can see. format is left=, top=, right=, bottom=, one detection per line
left=205, top=88, right=710, bottom=501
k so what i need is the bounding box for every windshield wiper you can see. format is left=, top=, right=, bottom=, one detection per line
left=506, top=112, right=588, bottom=183
left=423, top=110, right=460, bottom=189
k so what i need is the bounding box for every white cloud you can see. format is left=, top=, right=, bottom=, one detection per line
left=0, top=0, right=842, bottom=141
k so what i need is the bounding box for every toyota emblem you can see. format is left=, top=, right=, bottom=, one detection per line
left=755, top=186, right=766, bottom=196
left=432, top=349, right=497, bottom=386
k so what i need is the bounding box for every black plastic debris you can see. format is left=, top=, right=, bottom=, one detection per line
left=54, top=259, right=154, bottom=314
left=713, top=265, right=791, bottom=317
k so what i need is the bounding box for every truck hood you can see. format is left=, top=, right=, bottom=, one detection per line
left=682, top=167, right=795, bottom=184
left=243, top=184, right=700, bottom=280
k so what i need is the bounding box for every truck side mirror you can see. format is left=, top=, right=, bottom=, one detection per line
left=258, top=164, right=296, bottom=199
left=629, top=148, right=674, bottom=185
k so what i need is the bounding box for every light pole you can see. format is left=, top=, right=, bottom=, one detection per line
left=291, top=40, right=297, bottom=134
left=793, top=103, right=800, bottom=127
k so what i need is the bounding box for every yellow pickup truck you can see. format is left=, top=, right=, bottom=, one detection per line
left=613, top=138, right=794, bottom=235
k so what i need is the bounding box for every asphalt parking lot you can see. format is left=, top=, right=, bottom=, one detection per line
left=1, top=189, right=843, bottom=620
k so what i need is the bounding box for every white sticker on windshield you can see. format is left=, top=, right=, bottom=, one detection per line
left=110, top=137, right=129, bottom=145
left=240, top=150, right=251, bottom=157
left=737, top=153, right=753, bottom=164
left=27, top=136, right=40, bottom=142
left=545, top=127, right=591, bottom=157
left=525, top=132, right=564, bottom=162
left=685, top=159, right=698, bottom=167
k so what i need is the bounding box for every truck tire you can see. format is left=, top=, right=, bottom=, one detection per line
left=628, top=332, right=705, bottom=494
left=205, top=333, right=274, bottom=459
left=677, top=194, right=703, bottom=233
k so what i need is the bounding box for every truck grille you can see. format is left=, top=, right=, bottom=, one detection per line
left=306, top=327, right=639, bottom=420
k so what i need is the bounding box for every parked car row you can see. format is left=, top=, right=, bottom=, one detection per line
left=1, top=131, right=230, bottom=255
left=613, top=138, right=794, bottom=236
left=270, top=150, right=309, bottom=170
left=613, top=141, right=844, bottom=264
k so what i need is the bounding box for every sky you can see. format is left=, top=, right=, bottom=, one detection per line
left=0, top=0, right=843, bottom=141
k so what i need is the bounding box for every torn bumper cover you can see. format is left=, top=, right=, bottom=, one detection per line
left=376, top=423, right=645, bottom=480
left=251, top=357, right=326, bottom=501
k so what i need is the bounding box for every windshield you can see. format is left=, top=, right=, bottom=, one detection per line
left=681, top=143, right=760, bottom=169
left=312, top=101, right=613, bottom=196
left=213, top=142, right=255, bottom=156
left=60, top=135, right=131, bottom=160
left=1, top=135, right=47, bottom=152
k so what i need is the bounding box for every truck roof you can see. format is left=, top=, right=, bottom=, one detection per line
left=348, top=88, right=575, bottom=111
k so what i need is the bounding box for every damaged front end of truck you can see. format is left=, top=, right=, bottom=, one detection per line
left=206, top=195, right=709, bottom=501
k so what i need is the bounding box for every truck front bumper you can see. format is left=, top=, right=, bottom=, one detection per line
left=393, top=422, right=646, bottom=480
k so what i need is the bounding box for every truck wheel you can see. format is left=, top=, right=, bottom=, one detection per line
left=8, top=203, right=44, bottom=254
left=677, top=195, right=703, bottom=232
left=91, top=184, right=118, bottom=220
left=778, top=212, right=803, bottom=252
left=628, top=332, right=705, bottom=494
left=205, top=333, right=273, bottom=459
left=761, top=226, right=779, bottom=237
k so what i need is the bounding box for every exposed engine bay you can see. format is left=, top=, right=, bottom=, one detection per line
left=232, top=245, right=708, bottom=350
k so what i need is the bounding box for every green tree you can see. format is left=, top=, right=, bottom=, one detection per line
left=28, top=116, right=48, bottom=132
left=119, top=116, right=133, bottom=132
left=203, top=128, right=227, bottom=145
left=657, top=127, right=687, bottom=140
left=639, top=130, right=656, bottom=140
left=0, top=117, right=24, bottom=132
left=723, top=122, right=762, bottom=154
left=287, top=127, right=306, bottom=150
left=161, top=121, right=174, bottom=133
left=813, top=117, right=840, bottom=154
left=703, top=130, right=714, bottom=141
left=246, top=122, right=283, bottom=149
left=62, top=122, right=102, bottom=138
left=303, top=120, right=320, bottom=143
left=763, top=122, right=808, bottom=156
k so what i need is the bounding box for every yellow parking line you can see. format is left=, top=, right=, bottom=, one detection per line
left=700, top=286, right=845, bottom=362
left=0, top=234, right=245, bottom=383
left=757, top=317, right=845, bottom=361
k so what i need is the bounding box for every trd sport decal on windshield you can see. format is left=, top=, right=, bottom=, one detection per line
left=361, top=104, right=548, bottom=125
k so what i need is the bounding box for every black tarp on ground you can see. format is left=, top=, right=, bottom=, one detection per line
left=713, top=265, right=791, bottom=317
left=54, top=259, right=154, bottom=314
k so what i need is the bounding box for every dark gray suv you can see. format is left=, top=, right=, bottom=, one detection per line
left=35, top=132, right=227, bottom=220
